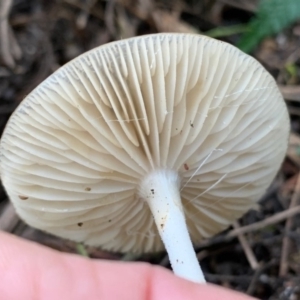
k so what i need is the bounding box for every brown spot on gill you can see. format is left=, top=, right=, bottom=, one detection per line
left=184, top=163, right=189, bottom=171
left=19, top=195, right=28, bottom=200
left=85, top=187, right=91, bottom=191
left=77, top=222, right=83, bottom=227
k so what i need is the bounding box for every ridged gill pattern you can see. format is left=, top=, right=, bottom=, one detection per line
left=0, top=34, right=289, bottom=253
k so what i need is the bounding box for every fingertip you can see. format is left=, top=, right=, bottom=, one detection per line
left=0, top=232, right=256, bottom=300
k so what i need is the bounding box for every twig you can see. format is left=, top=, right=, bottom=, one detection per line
left=197, top=242, right=252, bottom=262
left=287, top=133, right=300, bottom=167
left=75, top=0, right=97, bottom=30
left=159, top=254, right=170, bottom=267
left=196, top=249, right=209, bottom=261
left=104, top=0, right=117, bottom=37
left=198, top=231, right=285, bottom=251
left=0, top=0, right=22, bottom=68
left=288, top=107, right=300, bottom=117
left=0, top=202, right=19, bottom=232
left=218, top=0, right=258, bottom=12
left=280, top=85, right=300, bottom=102
left=227, top=206, right=300, bottom=237
left=279, top=173, right=300, bottom=277
left=246, top=259, right=278, bottom=295
left=233, top=221, right=259, bottom=270
left=205, top=273, right=253, bottom=283
left=246, top=266, right=263, bottom=295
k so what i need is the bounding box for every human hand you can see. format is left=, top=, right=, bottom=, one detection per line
left=0, top=231, right=256, bottom=300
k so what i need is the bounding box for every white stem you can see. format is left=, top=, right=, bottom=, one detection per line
left=140, top=169, right=206, bottom=283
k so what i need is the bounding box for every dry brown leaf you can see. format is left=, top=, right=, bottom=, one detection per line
left=152, top=10, right=198, bottom=34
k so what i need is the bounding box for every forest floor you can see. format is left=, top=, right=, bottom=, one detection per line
left=1, top=1, right=300, bottom=299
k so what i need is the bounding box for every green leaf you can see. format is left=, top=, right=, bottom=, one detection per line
left=285, top=63, right=297, bottom=77
left=76, top=243, right=89, bottom=257
left=238, top=0, right=300, bottom=53
left=204, top=24, right=248, bottom=38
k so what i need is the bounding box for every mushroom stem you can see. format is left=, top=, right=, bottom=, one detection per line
left=140, top=169, right=206, bottom=283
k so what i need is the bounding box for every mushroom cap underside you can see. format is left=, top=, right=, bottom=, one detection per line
left=0, top=33, right=290, bottom=253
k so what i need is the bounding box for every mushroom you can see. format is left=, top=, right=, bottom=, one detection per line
left=0, top=33, right=289, bottom=283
